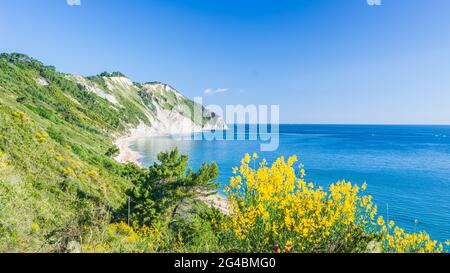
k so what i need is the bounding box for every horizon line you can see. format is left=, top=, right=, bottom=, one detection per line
left=229, top=123, right=450, bottom=126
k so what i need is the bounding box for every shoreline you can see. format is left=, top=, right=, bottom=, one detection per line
left=112, top=123, right=229, bottom=166
left=113, top=132, right=232, bottom=214
left=113, top=134, right=143, bottom=167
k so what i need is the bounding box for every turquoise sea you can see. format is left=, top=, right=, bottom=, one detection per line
left=130, top=125, right=450, bottom=244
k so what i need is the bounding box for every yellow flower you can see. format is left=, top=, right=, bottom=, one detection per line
left=31, top=223, right=39, bottom=233
left=13, top=111, right=28, bottom=123
left=300, top=169, right=306, bottom=177
left=361, top=182, right=367, bottom=191
left=219, top=153, right=443, bottom=254
left=242, top=153, right=251, bottom=164
left=285, top=240, right=293, bottom=252
left=287, top=155, right=298, bottom=166
left=388, top=220, right=395, bottom=229
left=35, top=131, right=48, bottom=144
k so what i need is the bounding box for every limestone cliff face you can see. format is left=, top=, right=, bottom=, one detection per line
left=68, top=74, right=228, bottom=136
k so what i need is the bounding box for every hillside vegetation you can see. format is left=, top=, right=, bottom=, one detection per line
left=0, top=53, right=222, bottom=252
left=0, top=53, right=446, bottom=253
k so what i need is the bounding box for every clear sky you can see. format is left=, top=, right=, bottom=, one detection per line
left=1, top=0, right=450, bottom=124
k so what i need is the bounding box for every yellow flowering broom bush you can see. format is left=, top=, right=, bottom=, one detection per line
left=219, top=154, right=443, bottom=253
left=82, top=222, right=159, bottom=253
left=378, top=218, right=443, bottom=253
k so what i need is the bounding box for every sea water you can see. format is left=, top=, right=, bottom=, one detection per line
left=130, top=125, right=450, bottom=244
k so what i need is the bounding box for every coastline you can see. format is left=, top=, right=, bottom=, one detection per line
left=113, top=134, right=143, bottom=167
left=113, top=131, right=232, bottom=214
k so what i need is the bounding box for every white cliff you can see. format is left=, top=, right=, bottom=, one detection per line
left=67, top=73, right=227, bottom=164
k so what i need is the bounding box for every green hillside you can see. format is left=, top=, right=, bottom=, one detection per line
left=0, top=53, right=220, bottom=252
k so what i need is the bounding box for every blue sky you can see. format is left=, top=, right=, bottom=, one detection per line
left=1, top=0, right=450, bottom=124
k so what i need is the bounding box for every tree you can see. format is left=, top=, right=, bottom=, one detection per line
left=105, top=145, right=120, bottom=157
left=123, top=148, right=219, bottom=227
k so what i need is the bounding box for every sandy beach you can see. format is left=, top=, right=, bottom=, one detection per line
left=114, top=135, right=143, bottom=166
